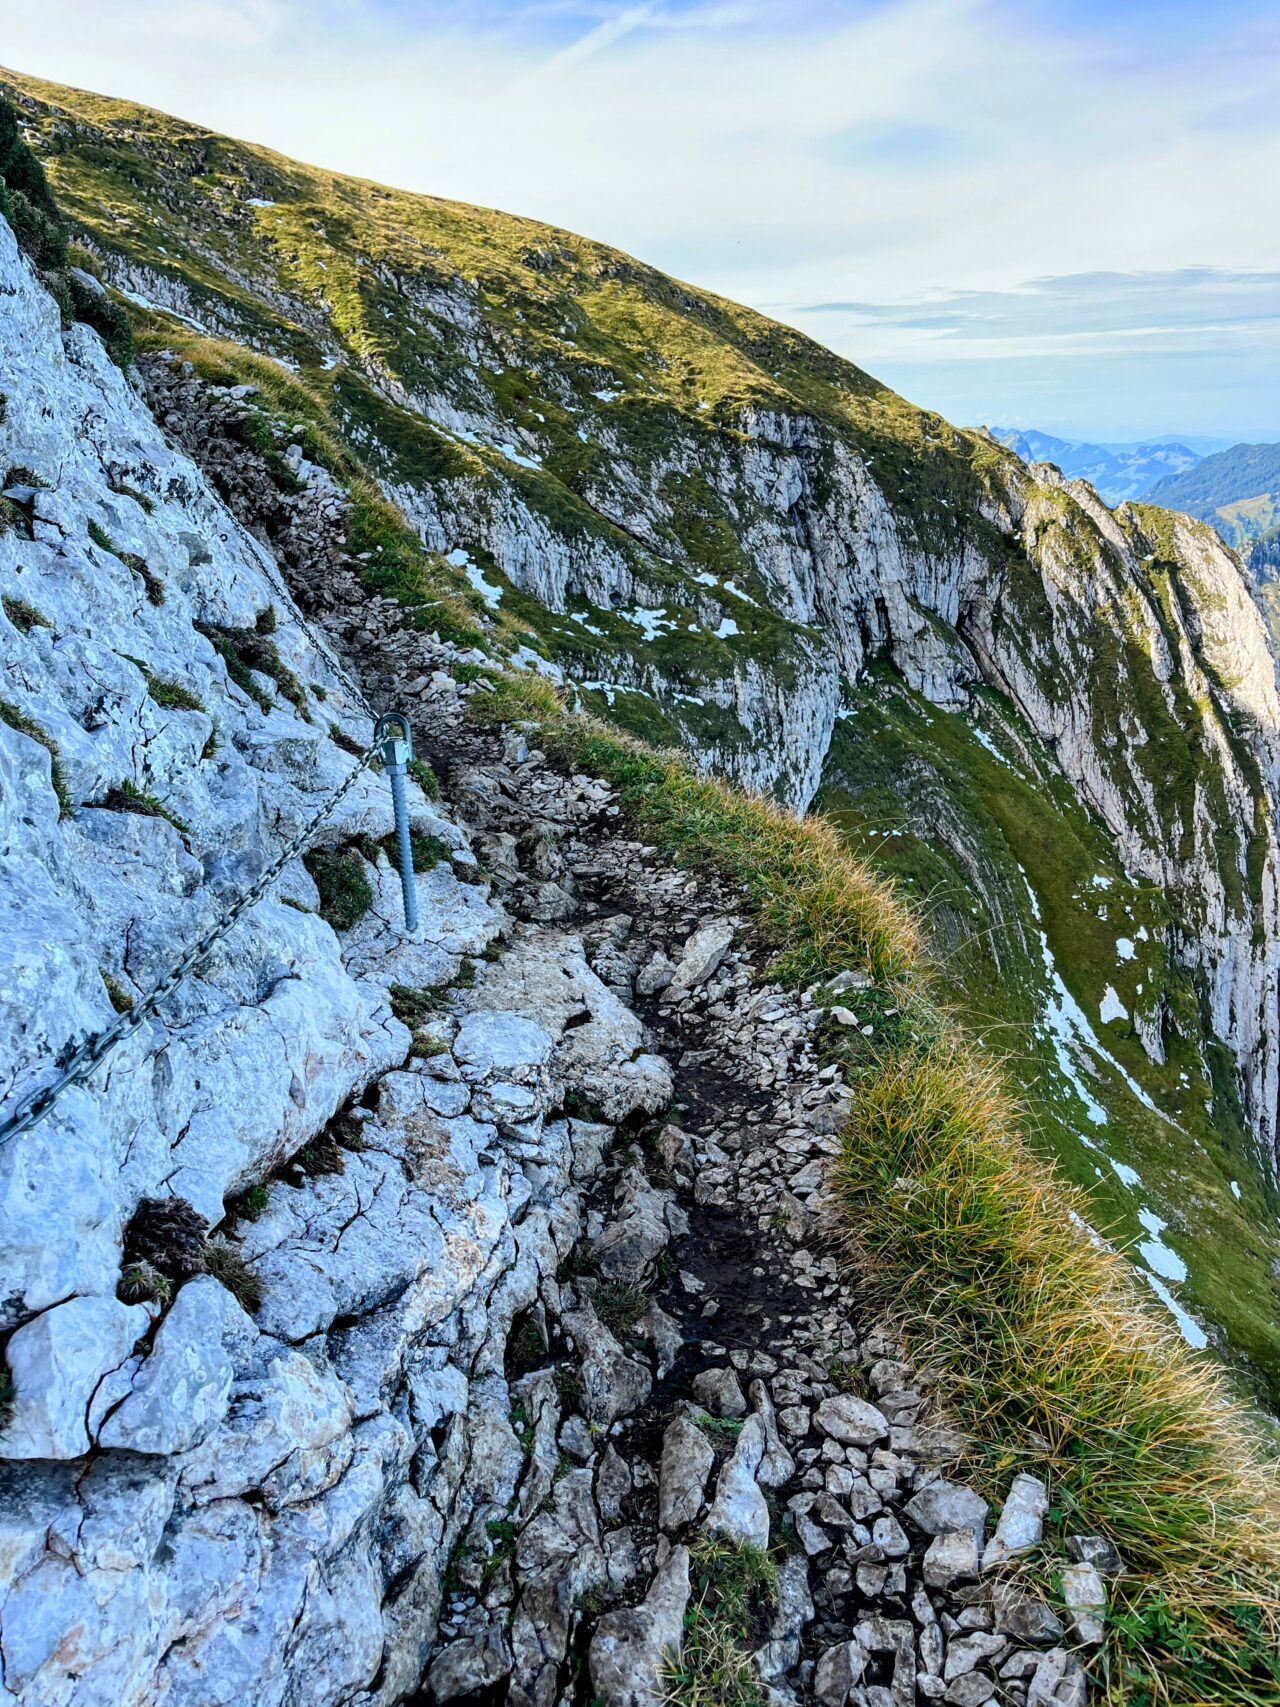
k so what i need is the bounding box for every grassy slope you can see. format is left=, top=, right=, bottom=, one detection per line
left=475, top=672, right=1280, bottom=1707
left=818, top=670, right=1280, bottom=1407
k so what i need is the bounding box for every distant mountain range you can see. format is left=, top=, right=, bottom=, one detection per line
left=989, top=427, right=1201, bottom=505
left=1146, top=443, right=1280, bottom=550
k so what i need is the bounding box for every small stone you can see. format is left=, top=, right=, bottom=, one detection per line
left=693, top=1367, right=747, bottom=1419
left=1027, top=1648, right=1088, bottom=1707
left=669, top=920, right=735, bottom=991
left=1065, top=1533, right=1123, bottom=1575
left=991, top=1581, right=1064, bottom=1645
left=945, top=1674, right=996, bottom=1706
left=924, top=1528, right=981, bottom=1588
left=904, top=1480, right=989, bottom=1543
left=658, top=1412, right=715, bottom=1531
left=982, top=1474, right=1048, bottom=1570
left=813, top=1393, right=889, bottom=1447
left=1061, top=1562, right=1106, bottom=1646
left=814, top=1639, right=865, bottom=1705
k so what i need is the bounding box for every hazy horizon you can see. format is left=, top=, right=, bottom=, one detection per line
left=2, top=0, right=1277, bottom=442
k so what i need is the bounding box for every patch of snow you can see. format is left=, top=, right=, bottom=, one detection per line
left=721, top=579, right=758, bottom=607
left=619, top=606, right=674, bottom=641
left=592, top=387, right=621, bottom=402
left=1144, top=1273, right=1208, bottom=1348
left=1100, top=985, right=1128, bottom=1024
left=246, top=197, right=276, bottom=209
left=1091, top=875, right=1112, bottom=891
left=509, top=645, right=562, bottom=682
left=1116, top=937, right=1135, bottom=961
left=1230, top=1179, right=1242, bottom=1200
left=1137, top=1207, right=1187, bottom=1282
left=1109, top=1158, right=1142, bottom=1188
left=972, top=727, right=1011, bottom=769
left=569, top=611, right=605, bottom=637
left=714, top=617, right=739, bottom=639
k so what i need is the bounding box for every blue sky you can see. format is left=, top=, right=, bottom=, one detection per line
left=2, top=0, right=1277, bottom=443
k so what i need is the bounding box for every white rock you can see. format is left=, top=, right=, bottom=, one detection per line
left=813, top=1392, right=888, bottom=1447
left=98, top=1278, right=247, bottom=1455
left=982, top=1472, right=1049, bottom=1569
left=704, top=1412, right=770, bottom=1549
left=0, top=1296, right=149, bottom=1459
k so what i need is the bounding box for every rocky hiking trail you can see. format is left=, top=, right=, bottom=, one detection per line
left=262, top=505, right=1112, bottom=1707
left=131, top=353, right=1117, bottom=1707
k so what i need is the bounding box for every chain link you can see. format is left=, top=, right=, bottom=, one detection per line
left=0, top=744, right=377, bottom=1145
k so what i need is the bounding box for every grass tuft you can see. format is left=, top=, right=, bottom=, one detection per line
left=303, top=845, right=374, bottom=932
left=0, top=697, right=72, bottom=815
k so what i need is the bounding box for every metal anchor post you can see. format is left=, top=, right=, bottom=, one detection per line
left=375, top=711, right=419, bottom=934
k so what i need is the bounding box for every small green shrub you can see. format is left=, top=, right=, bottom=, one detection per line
left=2, top=596, right=48, bottom=633
left=117, top=1262, right=171, bottom=1307
left=0, top=698, right=71, bottom=815
left=227, top=1182, right=269, bottom=1223
left=95, top=779, right=190, bottom=836
left=146, top=675, right=206, bottom=714
left=198, top=617, right=305, bottom=712
left=303, top=846, right=374, bottom=931
left=203, top=1236, right=262, bottom=1313
left=408, top=757, right=441, bottom=799
left=101, top=969, right=134, bottom=1014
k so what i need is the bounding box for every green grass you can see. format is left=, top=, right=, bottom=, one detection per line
left=0, top=698, right=72, bottom=815
left=94, top=779, right=190, bottom=837
left=817, top=671, right=1280, bottom=1409
left=3, top=596, right=49, bottom=633
left=663, top=1536, right=779, bottom=1707
left=303, top=845, right=375, bottom=932
left=474, top=671, right=1280, bottom=1707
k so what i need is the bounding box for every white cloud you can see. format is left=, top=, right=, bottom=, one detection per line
left=2, top=0, right=1277, bottom=436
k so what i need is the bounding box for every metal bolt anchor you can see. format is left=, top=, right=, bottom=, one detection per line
left=374, top=711, right=420, bottom=934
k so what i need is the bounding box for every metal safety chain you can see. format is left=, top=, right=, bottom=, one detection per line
left=0, top=709, right=420, bottom=1146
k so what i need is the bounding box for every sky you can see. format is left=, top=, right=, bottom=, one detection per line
left=1, top=0, right=1277, bottom=444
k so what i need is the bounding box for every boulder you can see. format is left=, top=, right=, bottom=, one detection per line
left=0, top=1296, right=149, bottom=1459
left=658, top=1411, right=715, bottom=1531
left=589, top=1544, right=690, bottom=1707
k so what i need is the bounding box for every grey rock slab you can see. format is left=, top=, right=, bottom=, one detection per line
left=923, top=1528, right=981, bottom=1588
left=98, top=1277, right=244, bottom=1456
left=563, top=1307, right=653, bottom=1425
left=658, top=1411, right=715, bottom=1531
left=903, top=1479, right=989, bottom=1543
left=750, top=1379, right=796, bottom=1487
left=755, top=1553, right=814, bottom=1681
left=704, top=1412, right=770, bottom=1549
left=1027, top=1648, right=1088, bottom=1707
left=991, top=1580, right=1065, bottom=1645
left=692, top=1366, right=747, bottom=1418
left=427, top=1630, right=513, bottom=1700
left=1061, top=1561, right=1107, bottom=1645
left=589, top=1543, right=690, bottom=1707
left=813, top=1393, right=889, bottom=1447
left=814, top=1638, right=866, bottom=1705
left=982, top=1473, right=1049, bottom=1569
left=670, top=920, right=736, bottom=991
left=0, top=1295, right=149, bottom=1459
